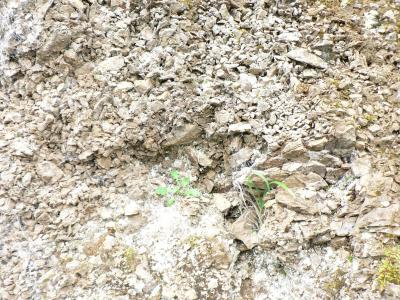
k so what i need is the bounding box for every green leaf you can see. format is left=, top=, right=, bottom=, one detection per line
left=155, top=186, right=168, bottom=196
left=270, top=180, right=289, bottom=191
left=256, top=198, right=265, bottom=210
left=166, top=198, right=176, bottom=207
left=172, top=186, right=180, bottom=194
left=186, top=188, right=201, bottom=197
left=180, top=176, right=190, bottom=187
left=245, top=176, right=254, bottom=189
left=252, top=171, right=271, bottom=192
left=245, top=176, right=256, bottom=197
left=170, top=170, right=180, bottom=182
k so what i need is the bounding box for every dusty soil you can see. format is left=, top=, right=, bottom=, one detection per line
left=0, top=0, right=399, bottom=299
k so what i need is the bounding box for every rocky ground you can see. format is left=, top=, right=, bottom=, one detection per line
left=0, top=0, right=399, bottom=299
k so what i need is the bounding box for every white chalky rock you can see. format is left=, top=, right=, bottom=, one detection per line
left=11, top=139, right=35, bottom=157
left=287, top=48, right=328, bottom=69
left=124, top=202, right=140, bottom=216
left=97, top=56, right=125, bottom=73
left=36, top=161, right=64, bottom=183
left=134, top=79, right=153, bottom=94
left=115, top=81, right=134, bottom=91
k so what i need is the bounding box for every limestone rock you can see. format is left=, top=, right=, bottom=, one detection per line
left=228, top=123, right=252, bottom=134
left=282, top=162, right=303, bottom=173
left=302, top=69, right=318, bottom=78
left=255, top=156, right=285, bottom=169
left=351, top=158, right=371, bottom=177
left=196, top=237, right=233, bottom=269
left=96, top=157, right=112, bottom=169
left=97, top=56, right=125, bottom=73
left=197, top=152, right=213, bottom=167
left=368, top=124, right=381, bottom=134
left=58, top=207, right=77, bottom=227
left=67, top=0, right=86, bottom=12
left=303, top=161, right=327, bottom=178
left=364, top=10, right=379, bottom=29
left=4, top=112, right=21, bottom=124
left=355, top=204, right=400, bottom=235
left=231, top=210, right=258, bottom=249
left=284, top=172, right=326, bottom=189
left=330, top=123, right=356, bottom=156
left=229, top=148, right=253, bottom=169
left=110, top=0, right=125, bottom=7
left=134, top=79, right=153, bottom=94
left=21, top=173, right=32, bottom=187
left=186, top=148, right=213, bottom=167
left=36, top=161, right=64, bottom=183
left=282, top=140, right=307, bottom=160
left=358, top=172, right=393, bottom=197
left=125, top=202, right=140, bottom=216
left=239, top=73, right=257, bottom=91
left=275, top=190, right=317, bottom=215
left=278, top=32, right=301, bottom=42
left=330, top=217, right=357, bottom=237
left=99, top=207, right=113, bottom=220
left=287, top=48, right=328, bottom=69
left=115, top=81, right=134, bottom=91
left=11, top=139, right=35, bottom=157
left=309, top=151, right=342, bottom=167
left=103, top=235, right=116, bottom=250
left=65, top=260, right=81, bottom=272
left=215, top=110, right=233, bottom=124
left=213, top=194, right=231, bottom=214
left=37, top=24, right=76, bottom=61
left=325, top=168, right=346, bottom=184
left=163, top=124, right=202, bottom=147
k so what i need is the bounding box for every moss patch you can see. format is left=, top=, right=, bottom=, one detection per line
left=323, top=269, right=346, bottom=296
left=377, top=245, right=400, bottom=290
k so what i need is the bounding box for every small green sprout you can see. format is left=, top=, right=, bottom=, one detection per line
left=155, top=186, right=168, bottom=196
left=245, top=171, right=289, bottom=214
left=155, top=170, right=201, bottom=207
left=182, top=235, right=200, bottom=250
left=364, top=113, right=377, bottom=123
left=166, top=198, right=176, bottom=207
left=124, top=247, right=136, bottom=267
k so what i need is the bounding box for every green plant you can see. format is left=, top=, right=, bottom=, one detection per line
left=124, top=247, right=137, bottom=268
left=182, top=235, right=201, bottom=250
left=323, top=269, right=346, bottom=296
left=377, top=245, right=400, bottom=290
left=364, top=113, right=377, bottom=123
left=244, top=171, right=290, bottom=214
left=155, top=170, right=201, bottom=207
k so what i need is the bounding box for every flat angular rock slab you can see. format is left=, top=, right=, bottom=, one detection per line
left=275, top=190, right=318, bottom=215
left=36, top=161, right=64, bottom=183
left=287, top=48, right=328, bottom=69
left=163, top=123, right=202, bottom=147
left=282, top=139, right=307, bottom=160
left=231, top=210, right=259, bottom=249
left=96, top=56, right=125, bottom=73
left=355, top=203, right=400, bottom=235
